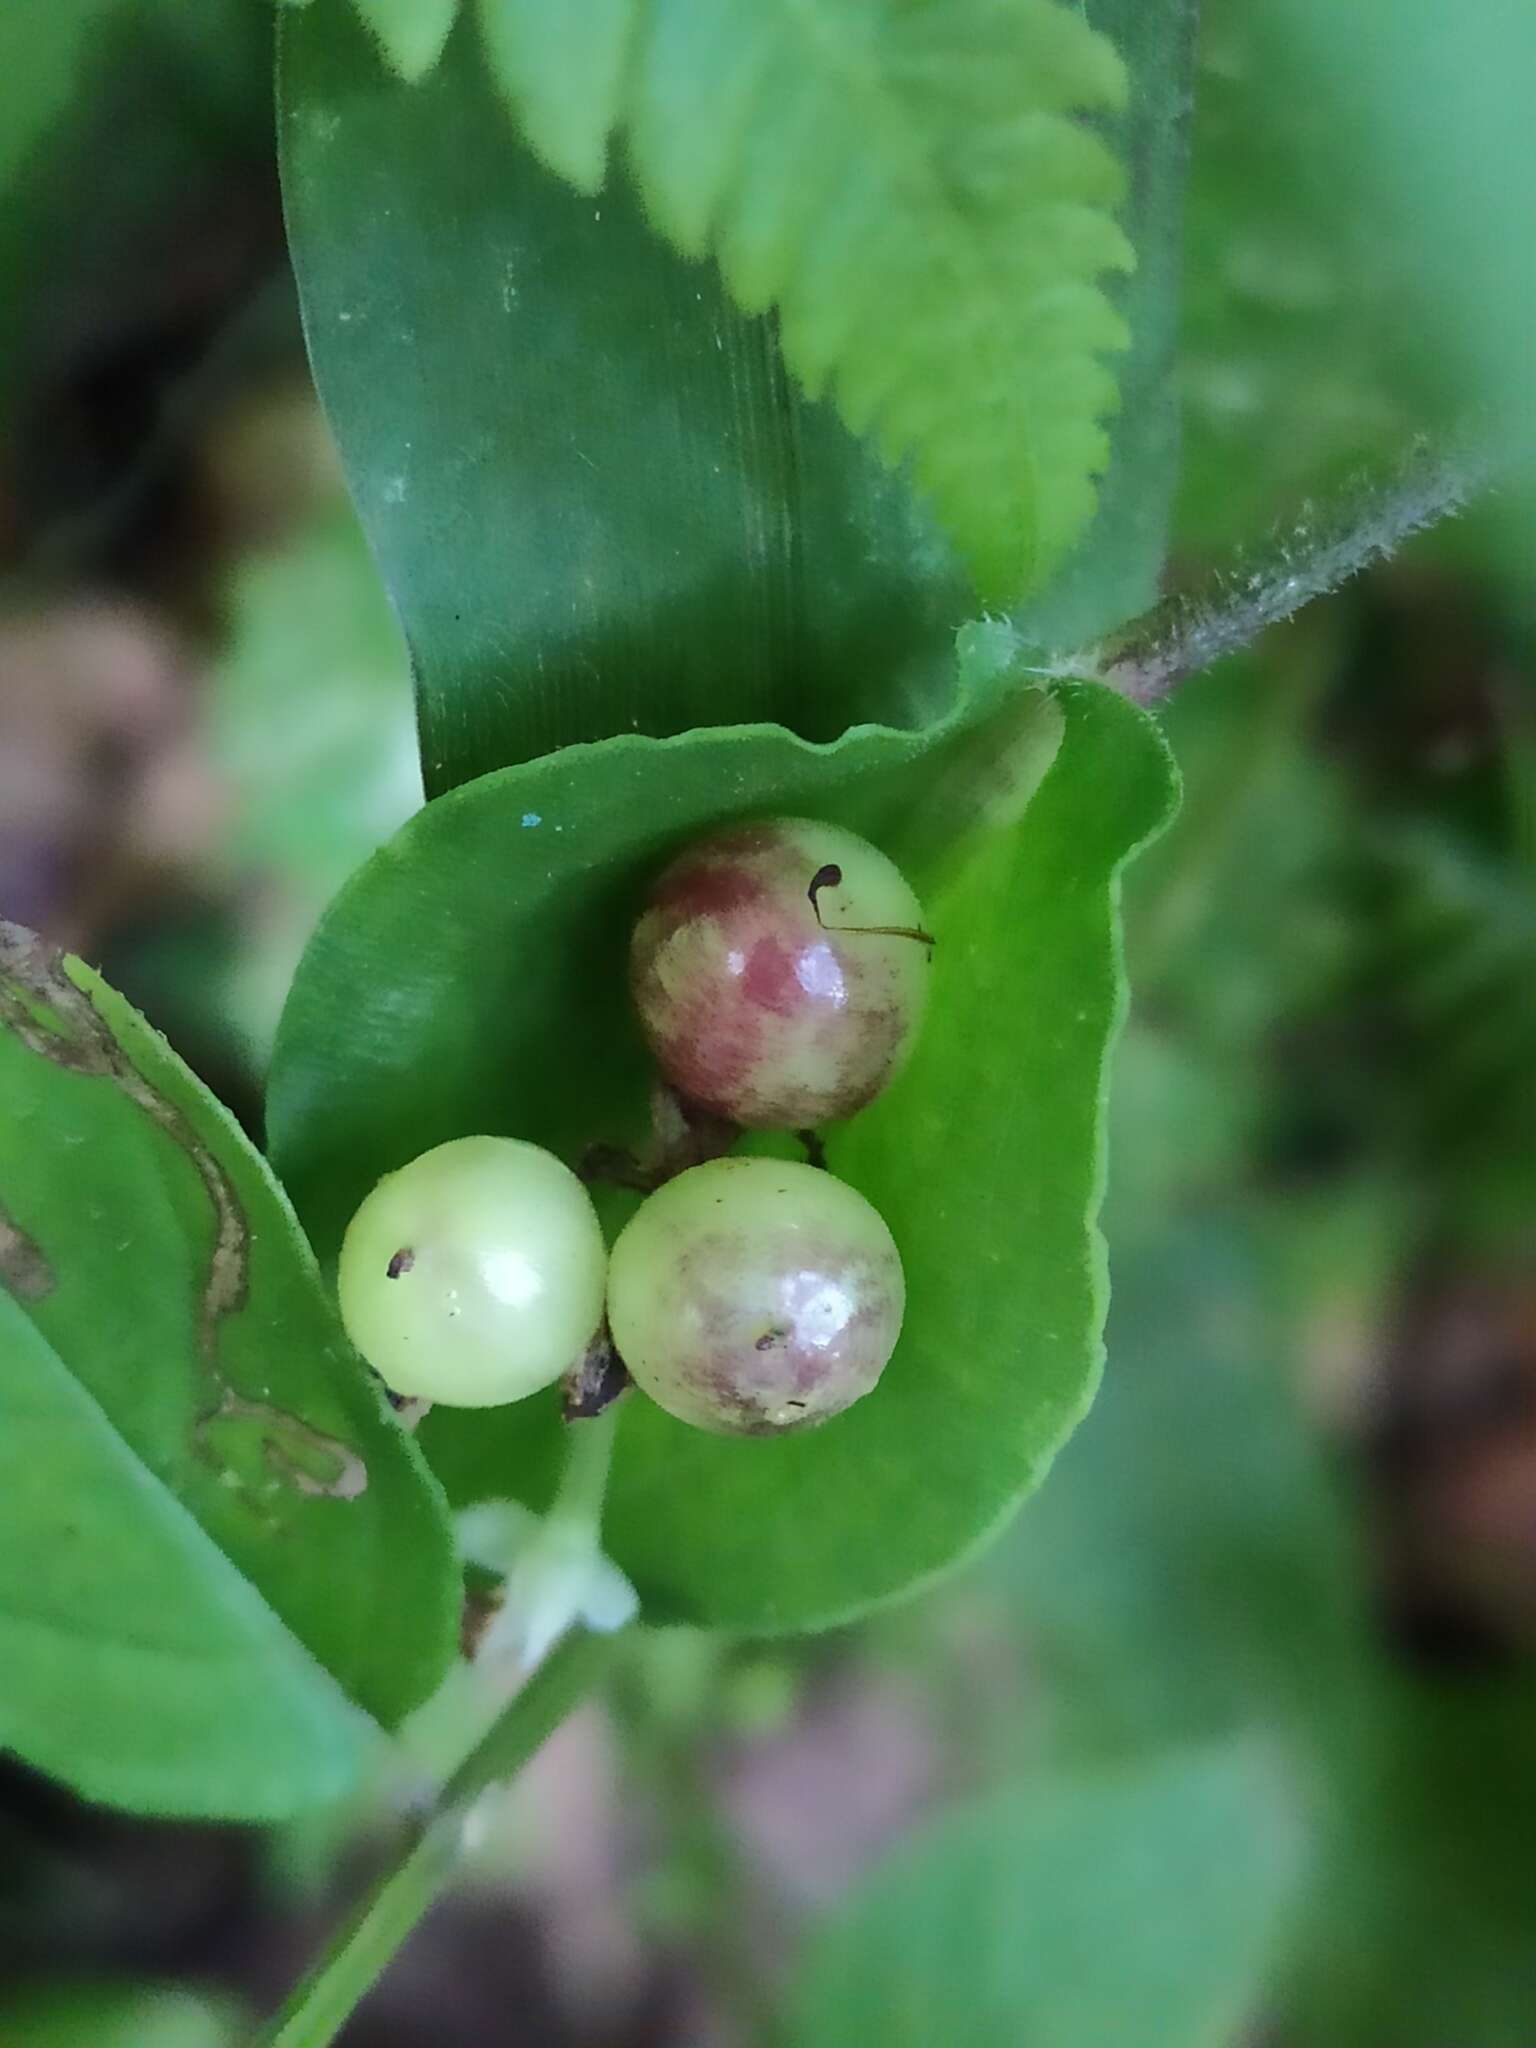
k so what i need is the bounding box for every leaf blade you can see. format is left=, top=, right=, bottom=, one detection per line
left=0, top=924, right=460, bottom=1755
left=0, top=1294, right=367, bottom=1820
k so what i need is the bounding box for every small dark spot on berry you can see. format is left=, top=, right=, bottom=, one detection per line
left=807, top=863, right=843, bottom=921
left=386, top=1247, right=415, bottom=1279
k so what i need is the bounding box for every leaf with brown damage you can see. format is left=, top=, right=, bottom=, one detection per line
left=0, top=1197, right=53, bottom=1301
left=0, top=920, right=459, bottom=1733
left=0, top=920, right=369, bottom=1504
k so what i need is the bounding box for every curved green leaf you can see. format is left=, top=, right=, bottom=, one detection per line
left=0, top=925, right=459, bottom=1787
left=267, top=677, right=1176, bottom=1633
left=0, top=1296, right=362, bottom=1818
left=279, top=4, right=973, bottom=794
left=794, top=1740, right=1304, bottom=2048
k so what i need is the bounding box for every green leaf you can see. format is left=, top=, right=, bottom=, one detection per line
left=477, top=0, right=636, bottom=193
left=279, top=4, right=974, bottom=793
left=351, top=0, right=458, bottom=82
left=0, top=1294, right=364, bottom=1819
left=0, top=924, right=459, bottom=1800
left=794, top=1739, right=1304, bottom=2048
left=267, top=676, right=1176, bottom=1633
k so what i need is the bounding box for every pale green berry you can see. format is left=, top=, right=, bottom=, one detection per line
left=631, top=817, right=931, bottom=1129
left=606, top=1157, right=904, bottom=1435
left=337, top=1137, right=607, bottom=1408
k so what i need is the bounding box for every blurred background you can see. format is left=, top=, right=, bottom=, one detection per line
left=2, top=3, right=1533, bottom=2043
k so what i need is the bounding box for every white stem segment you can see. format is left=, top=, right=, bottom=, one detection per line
left=459, top=1405, right=636, bottom=1671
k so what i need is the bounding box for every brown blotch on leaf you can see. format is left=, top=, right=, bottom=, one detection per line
left=0, top=1200, right=54, bottom=1302
left=0, top=921, right=373, bottom=1508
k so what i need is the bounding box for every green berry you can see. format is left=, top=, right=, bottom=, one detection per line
left=606, top=1157, right=904, bottom=1435
left=337, top=1137, right=607, bottom=1408
left=631, top=817, right=931, bottom=1129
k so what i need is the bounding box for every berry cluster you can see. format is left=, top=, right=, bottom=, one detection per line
left=337, top=817, right=929, bottom=1437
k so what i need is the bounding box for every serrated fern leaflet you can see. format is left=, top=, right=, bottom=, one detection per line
left=341, top=0, right=1134, bottom=608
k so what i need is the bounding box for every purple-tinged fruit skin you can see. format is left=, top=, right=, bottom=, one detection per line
left=606, top=1157, right=905, bottom=1436
left=631, top=817, right=929, bottom=1130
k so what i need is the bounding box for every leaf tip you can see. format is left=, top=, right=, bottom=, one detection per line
left=354, top=0, right=461, bottom=86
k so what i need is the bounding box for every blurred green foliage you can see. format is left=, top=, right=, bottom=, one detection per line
left=210, top=496, right=420, bottom=1065
left=0, top=1983, right=239, bottom=2046
left=797, top=1739, right=1304, bottom=2048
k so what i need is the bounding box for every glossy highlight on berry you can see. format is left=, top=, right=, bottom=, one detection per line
left=606, top=1156, right=905, bottom=1436
left=630, top=817, right=930, bottom=1130
left=337, top=1136, right=608, bottom=1408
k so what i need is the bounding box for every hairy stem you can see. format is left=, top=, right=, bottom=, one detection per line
left=1086, top=439, right=1488, bottom=704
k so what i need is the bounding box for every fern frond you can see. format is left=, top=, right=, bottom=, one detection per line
left=1370, top=829, right=1536, bottom=1155
left=478, top=0, right=638, bottom=192
left=352, top=0, right=461, bottom=83
left=478, top=0, right=1133, bottom=606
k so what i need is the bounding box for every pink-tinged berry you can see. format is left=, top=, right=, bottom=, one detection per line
left=630, top=817, right=931, bottom=1129
left=605, top=1157, right=905, bottom=1436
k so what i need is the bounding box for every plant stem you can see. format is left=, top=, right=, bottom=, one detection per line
left=1087, top=438, right=1487, bottom=703
left=258, top=1412, right=630, bottom=2048
left=257, top=1629, right=618, bottom=2048
left=548, top=1400, right=619, bottom=1531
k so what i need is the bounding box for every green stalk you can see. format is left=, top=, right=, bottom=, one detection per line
left=260, top=1631, right=616, bottom=2048
left=256, top=1411, right=628, bottom=2048
left=546, top=1396, right=620, bottom=1534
